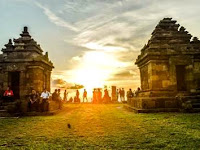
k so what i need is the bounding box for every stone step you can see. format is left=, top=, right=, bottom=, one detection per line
left=192, top=103, right=200, bottom=108
left=187, top=97, right=200, bottom=101
left=191, top=100, right=200, bottom=103
left=0, top=109, right=6, bottom=112
left=0, top=106, right=6, bottom=110
left=193, top=108, right=200, bottom=113
left=0, top=111, right=20, bottom=117
left=0, top=112, right=12, bottom=117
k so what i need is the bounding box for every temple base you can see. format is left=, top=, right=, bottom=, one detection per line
left=127, top=97, right=179, bottom=113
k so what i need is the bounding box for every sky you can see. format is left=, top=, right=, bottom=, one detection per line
left=0, top=0, right=200, bottom=95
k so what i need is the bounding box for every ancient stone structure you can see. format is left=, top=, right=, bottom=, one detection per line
left=128, top=18, right=200, bottom=112
left=0, top=27, right=54, bottom=99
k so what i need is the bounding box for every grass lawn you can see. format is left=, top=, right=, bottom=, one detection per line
left=0, top=104, right=200, bottom=150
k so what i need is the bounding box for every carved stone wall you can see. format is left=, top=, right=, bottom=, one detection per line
left=0, top=27, right=54, bottom=99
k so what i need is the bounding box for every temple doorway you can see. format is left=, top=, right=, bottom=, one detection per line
left=8, top=72, right=20, bottom=99
left=176, top=65, right=187, bottom=91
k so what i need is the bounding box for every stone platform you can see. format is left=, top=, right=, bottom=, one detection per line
left=127, top=95, right=200, bottom=113
left=0, top=100, right=61, bottom=117
left=127, top=97, right=179, bottom=113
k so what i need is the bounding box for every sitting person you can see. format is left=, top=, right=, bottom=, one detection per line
left=127, top=89, right=134, bottom=99
left=68, top=97, right=73, bottom=103
left=40, top=89, right=50, bottom=112
left=3, top=87, right=14, bottom=102
left=28, top=90, right=39, bottom=111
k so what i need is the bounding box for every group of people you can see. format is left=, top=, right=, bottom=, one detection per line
left=51, top=87, right=141, bottom=104
left=0, top=86, right=142, bottom=112
left=28, top=89, right=51, bottom=112
left=68, top=89, right=87, bottom=103
left=126, top=87, right=141, bottom=99
left=0, top=87, right=51, bottom=112
left=52, top=89, right=63, bottom=109
left=117, top=88, right=125, bottom=102
left=54, top=89, right=88, bottom=104
left=67, top=88, right=112, bottom=104
left=92, top=89, right=103, bottom=103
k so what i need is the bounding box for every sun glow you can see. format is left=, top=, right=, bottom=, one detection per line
left=71, top=51, right=126, bottom=92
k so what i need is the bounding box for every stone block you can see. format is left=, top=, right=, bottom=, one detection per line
left=162, top=80, right=170, bottom=88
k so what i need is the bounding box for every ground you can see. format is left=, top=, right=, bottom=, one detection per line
left=0, top=104, right=200, bottom=150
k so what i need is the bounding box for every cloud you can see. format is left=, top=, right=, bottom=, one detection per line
left=52, top=78, right=73, bottom=88
left=35, top=2, right=79, bottom=32
left=30, top=0, right=200, bottom=89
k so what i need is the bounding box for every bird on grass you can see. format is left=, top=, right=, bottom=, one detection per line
left=67, top=123, right=71, bottom=129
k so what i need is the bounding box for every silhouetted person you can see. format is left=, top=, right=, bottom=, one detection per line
left=97, top=89, right=102, bottom=103
left=127, top=89, right=133, bottom=99
left=52, top=89, right=58, bottom=101
left=119, top=88, right=122, bottom=101
left=63, top=90, right=68, bottom=101
left=93, top=89, right=96, bottom=103
left=116, top=89, right=119, bottom=101
left=83, top=89, right=87, bottom=103
left=75, top=90, right=80, bottom=103
left=69, top=97, right=73, bottom=103
left=135, top=87, right=141, bottom=97
left=121, top=88, right=125, bottom=102
left=3, top=87, right=14, bottom=102
left=103, top=89, right=110, bottom=103
left=57, top=89, right=62, bottom=109
left=58, top=89, right=61, bottom=101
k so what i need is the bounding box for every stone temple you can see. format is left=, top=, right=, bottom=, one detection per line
left=0, top=27, right=54, bottom=99
left=128, top=18, right=200, bottom=112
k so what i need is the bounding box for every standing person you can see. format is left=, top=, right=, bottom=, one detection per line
left=103, top=89, right=110, bottom=103
left=58, top=89, right=61, bottom=101
left=97, top=89, right=102, bottom=103
left=121, top=88, right=125, bottom=102
left=3, top=87, right=14, bottom=102
left=52, top=89, right=58, bottom=101
left=119, top=88, right=123, bottom=102
left=116, top=89, right=119, bottom=101
left=63, top=90, right=68, bottom=102
left=40, top=89, right=50, bottom=112
left=57, top=89, right=62, bottom=109
left=76, top=90, right=80, bottom=103
left=92, top=89, right=96, bottom=103
left=83, top=89, right=87, bottom=103
left=119, top=88, right=122, bottom=101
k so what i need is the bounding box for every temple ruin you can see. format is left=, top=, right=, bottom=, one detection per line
left=0, top=27, right=54, bottom=99
left=128, top=18, right=200, bottom=112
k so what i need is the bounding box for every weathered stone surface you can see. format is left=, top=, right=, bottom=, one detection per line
left=0, top=27, right=54, bottom=99
left=130, top=18, right=200, bottom=112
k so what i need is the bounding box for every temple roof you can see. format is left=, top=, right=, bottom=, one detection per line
left=136, top=18, right=200, bottom=65
left=0, top=27, right=54, bottom=68
left=2, top=26, right=43, bottom=54
left=150, top=18, right=192, bottom=45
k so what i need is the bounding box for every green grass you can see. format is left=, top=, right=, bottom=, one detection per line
left=0, top=104, right=200, bottom=149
